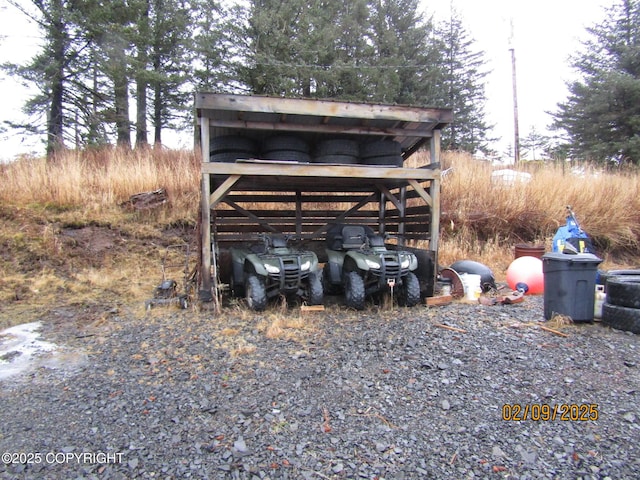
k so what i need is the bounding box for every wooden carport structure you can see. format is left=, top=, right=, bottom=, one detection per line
left=196, top=93, right=452, bottom=307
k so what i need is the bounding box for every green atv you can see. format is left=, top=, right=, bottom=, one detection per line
left=323, top=224, right=421, bottom=309
left=230, top=234, right=323, bottom=311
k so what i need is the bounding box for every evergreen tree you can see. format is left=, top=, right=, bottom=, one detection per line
left=235, top=0, right=441, bottom=104
left=521, top=126, right=550, bottom=160
left=148, top=0, right=193, bottom=144
left=5, top=0, right=195, bottom=153
left=192, top=0, right=234, bottom=92
left=368, top=0, right=441, bottom=105
left=3, top=0, right=74, bottom=158
left=552, top=0, right=640, bottom=165
left=134, top=0, right=151, bottom=147
left=236, top=0, right=367, bottom=97
left=434, top=10, right=492, bottom=153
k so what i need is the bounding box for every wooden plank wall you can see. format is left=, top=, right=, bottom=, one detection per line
left=210, top=192, right=432, bottom=244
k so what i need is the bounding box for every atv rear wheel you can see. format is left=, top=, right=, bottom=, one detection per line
left=344, top=271, right=365, bottom=310
left=246, top=274, right=267, bottom=311
left=398, top=272, right=421, bottom=307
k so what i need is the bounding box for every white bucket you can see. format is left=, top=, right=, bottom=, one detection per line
left=461, top=273, right=482, bottom=301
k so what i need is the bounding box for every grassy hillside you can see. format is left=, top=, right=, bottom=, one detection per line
left=0, top=148, right=638, bottom=328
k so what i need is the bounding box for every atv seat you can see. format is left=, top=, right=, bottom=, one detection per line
left=341, top=226, right=366, bottom=249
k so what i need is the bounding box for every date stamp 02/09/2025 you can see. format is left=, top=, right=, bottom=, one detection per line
left=502, top=403, right=599, bottom=422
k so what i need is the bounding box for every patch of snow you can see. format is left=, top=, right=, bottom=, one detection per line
left=0, top=321, right=85, bottom=381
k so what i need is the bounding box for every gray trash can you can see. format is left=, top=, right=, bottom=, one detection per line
left=542, top=252, right=602, bottom=322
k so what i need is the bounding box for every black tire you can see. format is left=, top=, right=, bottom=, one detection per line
left=360, top=140, right=402, bottom=158
left=315, top=139, right=360, bottom=157
left=262, top=150, right=311, bottom=163
left=245, top=274, right=267, bottom=311
left=210, top=135, right=258, bottom=154
left=599, top=269, right=640, bottom=287
left=344, top=270, right=366, bottom=310
left=398, top=272, right=421, bottom=307
left=361, top=155, right=403, bottom=167
left=606, top=275, right=640, bottom=309
left=602, top=302, right=640, bottom=334
left=312, top=154, right=359, bottom=165
left=307, top=271, right=324, bottom=305
left=210, top=151, right=255, bottom=163
left=262, top=136, right=310, bottom=153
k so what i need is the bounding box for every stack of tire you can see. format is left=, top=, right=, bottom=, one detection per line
left=261, top=135, right=311, bottom=163
left=312, top=139, right=360, bottom=164
left=602, top=271, right=640, bottom=333
left=209, top=135, right=258, bottom=163
left=359, top=140, right=404, bottom=167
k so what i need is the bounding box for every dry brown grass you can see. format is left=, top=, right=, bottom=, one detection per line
left=0, top=147, right=200, bottom=224
left=256, top=303, right=319, bottom=340
left=0, top=147, right=639, bottom=327
left=435, top=152, right=640, bottom=276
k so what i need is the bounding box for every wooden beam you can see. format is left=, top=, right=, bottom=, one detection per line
left=209, top=174, right=241, bottom=207
left=200, top=117, right=213, bottom=298
left=201, top=161, right=439, bottom=181
left=310, top=192, right=378, bottom=237
left=429, top=130, right=442, bottom=254
left=223, top=199, right=279, bottom=233
left=407, top=180, right=433, bottom=207
left=296, top=191, right=302, bottom=239
left=195, top=93, right=453, bottom=124
left=375, top=184, right=402, bottom=211
left=204, top=118, right=433, bottom=138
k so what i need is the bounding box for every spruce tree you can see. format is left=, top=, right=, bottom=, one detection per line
left=552, top=0, right=640, bottom=165
left=433, top=10, right=492, bottom=153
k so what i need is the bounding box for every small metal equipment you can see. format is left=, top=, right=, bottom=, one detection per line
left=145, top=244, right=196, bottom=310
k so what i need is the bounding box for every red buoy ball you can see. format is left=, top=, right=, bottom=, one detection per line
left=506, top=256, right=544, bottom=294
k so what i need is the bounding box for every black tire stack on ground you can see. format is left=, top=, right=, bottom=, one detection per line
left=209, top=135, right=258, bottom=163
left=359, top=139, right=404, bottom=167
left=261, top=135, right=311, bottom=163
left=312, top=139, right=360, bottom=164
left=602, top=274, right=640, bottom=333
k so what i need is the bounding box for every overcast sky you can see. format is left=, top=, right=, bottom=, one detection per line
left=1, top=0, right=611, bottom=161
left=425, top=0, right=610, bottom=157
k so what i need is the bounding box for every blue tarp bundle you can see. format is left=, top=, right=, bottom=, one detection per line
left=552, top=208, right=595, bottom=254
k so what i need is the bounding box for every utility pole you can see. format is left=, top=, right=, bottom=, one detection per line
left=509, top=19, right=520, bottom=164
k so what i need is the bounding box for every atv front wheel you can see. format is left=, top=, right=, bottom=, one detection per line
left=398, top=272, right=421, bottom=307
left=307, top=271, right=324, bottom=305
left=246, top=274, right=267, bottom=311
left=344, top=271, right=365, bottom=310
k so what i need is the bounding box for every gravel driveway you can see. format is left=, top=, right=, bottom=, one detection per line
left=1, top=296, right=639, bottom=479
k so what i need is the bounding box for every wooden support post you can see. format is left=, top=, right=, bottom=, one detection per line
left=200, top=117, right=212, bottom=297
left=296, top=191, right=302, bottom=240
left=398, top=186, right=406, bottom=247
left=430, top=130, right=442, bottom=294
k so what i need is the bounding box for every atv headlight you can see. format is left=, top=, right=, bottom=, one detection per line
left=365, top=259, right=381, bottom=269
left=300, top=260, right=311, bottom=271
left=265, top=264, right=280, bottom=274
left=401, top=256, right=411, bottom=269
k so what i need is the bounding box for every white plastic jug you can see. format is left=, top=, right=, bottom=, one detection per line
left=594, top=285, right=606, bottom=319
